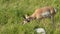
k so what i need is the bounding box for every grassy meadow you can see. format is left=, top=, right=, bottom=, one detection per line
left=0, top=0, right=60, bottom=34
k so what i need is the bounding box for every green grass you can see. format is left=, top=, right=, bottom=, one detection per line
left=0, top=0, right=60, bottom=34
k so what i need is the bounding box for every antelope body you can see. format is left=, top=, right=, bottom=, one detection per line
left=23, top=6, right=57, bottom=25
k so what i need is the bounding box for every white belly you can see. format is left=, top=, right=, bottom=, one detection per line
left=41, top=11, right=51, bottom=18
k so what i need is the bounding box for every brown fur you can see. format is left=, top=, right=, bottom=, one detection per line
left=30, top=6, right=55, bottom=19
left=23, top=6, right=56, bottom=25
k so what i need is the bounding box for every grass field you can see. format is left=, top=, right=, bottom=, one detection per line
left=0, top=0, right=60, bottom=34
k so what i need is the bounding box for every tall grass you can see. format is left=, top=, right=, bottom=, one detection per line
left=0, top=0, right=60, bottom=34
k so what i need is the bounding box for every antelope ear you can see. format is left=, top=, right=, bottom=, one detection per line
left=23, top=14, right=29, bottom=19
left=25, top=14, right=29, bottom=19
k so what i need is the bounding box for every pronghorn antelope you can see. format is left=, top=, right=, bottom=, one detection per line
left=23, top=6, right=57, bottom=25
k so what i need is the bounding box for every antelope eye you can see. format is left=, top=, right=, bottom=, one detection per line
left=27, top=20, right=30, bottom=22
left=25, top=19, right=30, bottom=22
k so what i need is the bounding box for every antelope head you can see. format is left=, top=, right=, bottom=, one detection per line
left=22, top=14, right=32, bottom=25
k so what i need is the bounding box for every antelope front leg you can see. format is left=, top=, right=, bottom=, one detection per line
left=51, top=15, right=56, bottom=34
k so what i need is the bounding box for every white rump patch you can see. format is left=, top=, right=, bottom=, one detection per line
left=41, top=11, right=51, bottom=17
left=54, top=8, right=57, bottom=13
